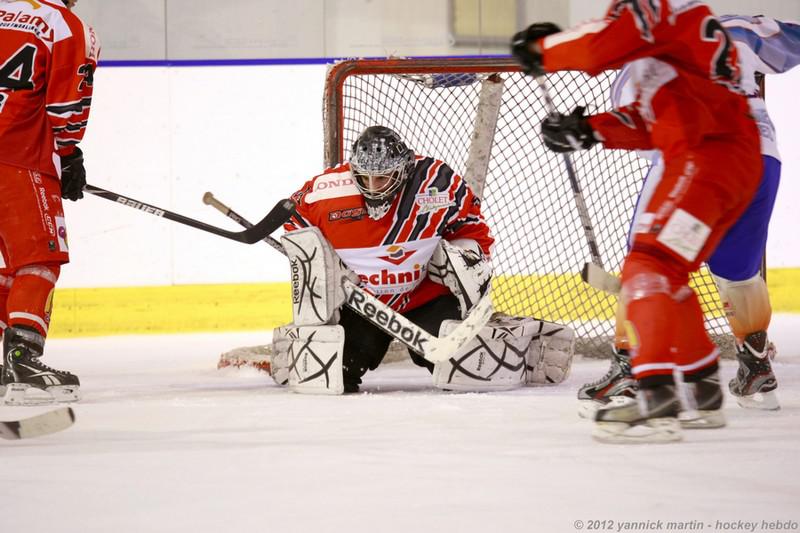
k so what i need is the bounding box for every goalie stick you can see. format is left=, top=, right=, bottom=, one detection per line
left=85, top=184, right=296, bottom=245
left=202, top=192, right=493, bottom=363
left=0, top=407, right=75, bottom=440
left=535, top=75, right=609, bottom=289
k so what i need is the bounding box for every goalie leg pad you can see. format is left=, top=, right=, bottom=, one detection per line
left=281, top=227, right=359, bottom=326
left=272, top=324, right=345, bottom=395
left=432, top=315, right=535, bottom=392
left=526, top=320, right=576, bottom=385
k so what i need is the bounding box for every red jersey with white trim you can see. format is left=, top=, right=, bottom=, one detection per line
left=0, top=0, right=99, bottom=176
left=285, top=156, right=494, bottom=313
left=540, top=0, right=758, bottom=159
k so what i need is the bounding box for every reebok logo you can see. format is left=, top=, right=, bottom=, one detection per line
left=346, top=290, right=427, bottom=352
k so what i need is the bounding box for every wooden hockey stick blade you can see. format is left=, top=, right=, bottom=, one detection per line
left=581, top=262, right=621, bottom=295
left=86, top=184, right=294, bottom=244
left=0, top=407, right=75, bottom=440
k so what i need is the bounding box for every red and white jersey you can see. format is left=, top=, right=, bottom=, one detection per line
left=540, top=0, right=758, bottom=159
left=0, top=0, right=99, bottom=176
left=285, top=157, right=494, bottom=312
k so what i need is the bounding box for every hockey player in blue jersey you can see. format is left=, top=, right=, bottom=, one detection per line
left=579, top=15, right=800, bottom=415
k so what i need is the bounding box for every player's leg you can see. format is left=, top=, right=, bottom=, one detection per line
left=0, top=166, right=78, bottom=405
left=707, top=155, right=781, bottom=410
left=403, top=294, right=461, bottom=371
left=577, top=303, right=636, bottom=417
left=0, top=260, right=11, bottom=398
left=577, top=156, right=665, bottom=414
left=594, top=141, right=761, bottom=442
left=337, top=305, right=393, bottom=393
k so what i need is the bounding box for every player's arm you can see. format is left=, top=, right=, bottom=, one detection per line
left=283, top=180, right=315, bottom=232
left=441, top=176, right=494, bottom=255
left=539, top=102, right=654, bottom=154
left=588, top=103, right=654, bottom=151
left=722, top=15, right=800, bottom=77
left=46, top=13, right=99, bottom=201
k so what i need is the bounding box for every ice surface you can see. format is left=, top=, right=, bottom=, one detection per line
left=2, top=316, right=799, bottom=532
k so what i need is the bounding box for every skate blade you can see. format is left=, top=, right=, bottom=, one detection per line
left=578, top=396, right=635, bottom=419
left=3, top=383, right=80, bottom=406
left=735, top=390, right=780, bottom=411
left=592, top=417, right=682, bottom=444
left=679, top=409, right=726, bottom=429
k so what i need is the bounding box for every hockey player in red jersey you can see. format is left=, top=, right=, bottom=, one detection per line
left=279, top=126, right=495, bottom=392
left=0, top=0, right=99, bottom=404
left=512, top=0, right=762, bottom=442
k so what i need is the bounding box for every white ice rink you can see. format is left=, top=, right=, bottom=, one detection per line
left=2, top=316, right=800, bottom=533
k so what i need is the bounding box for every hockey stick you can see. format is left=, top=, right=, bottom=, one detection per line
left=0, top=407, right=75, bottom=440
left=535, top=75, right=609, bottom=291
left=85, top=184, right=296, bottom=245
left=202, top=192, right=493, bottom=363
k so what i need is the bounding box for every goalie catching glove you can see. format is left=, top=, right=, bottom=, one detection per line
left=428, top=239, right=492, bottom=319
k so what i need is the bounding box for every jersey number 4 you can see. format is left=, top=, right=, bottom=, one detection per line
left=0, top=44, right=36, bottom=113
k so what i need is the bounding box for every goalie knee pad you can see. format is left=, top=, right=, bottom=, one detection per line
left=271, top=324, right=345, bottom=395
left=713, top=274, right=771, bottom=341
left=281, top=227, right=359, bottom=326
left=432, top=315, right=575, bottom=391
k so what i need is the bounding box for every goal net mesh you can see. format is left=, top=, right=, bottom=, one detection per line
left=323, top=58, right=733, bottom=358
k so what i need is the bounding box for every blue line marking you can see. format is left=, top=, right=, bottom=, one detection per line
left=98, top=55, right=512, bottom=68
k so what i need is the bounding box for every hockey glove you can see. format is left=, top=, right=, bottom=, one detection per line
left=510, top=22, right=561, bottom=76
left=60, top=147, right=86, bottom=201
left=540, top=106, right=599, bottom=153
left=429, top=239, right=492, bottom=319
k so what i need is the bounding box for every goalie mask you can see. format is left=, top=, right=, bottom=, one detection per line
left=349, top=126, right=414, bottom=220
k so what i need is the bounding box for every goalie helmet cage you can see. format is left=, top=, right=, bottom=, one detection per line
left=323, top=56, right=738, bottom=358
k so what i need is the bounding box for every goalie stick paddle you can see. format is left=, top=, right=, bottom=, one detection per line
left=85, top=184, right=296, bottom=245
left=202, top=191, right=493, bottom=363
left=0, top=407, right=75, bottom=440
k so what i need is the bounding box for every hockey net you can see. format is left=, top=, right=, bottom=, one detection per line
left=321, top=57, right=735, bottom=358
left=219, top=56, right=738, bottom=370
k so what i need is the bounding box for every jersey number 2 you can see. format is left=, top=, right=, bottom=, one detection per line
left=702, top=17, right=737, bottom=83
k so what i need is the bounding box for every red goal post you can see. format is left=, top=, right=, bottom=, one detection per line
left=322, top=57, right=735, bottom=357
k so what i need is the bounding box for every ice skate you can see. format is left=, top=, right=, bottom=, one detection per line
left=729, top=331, right=779, bottom=411
left=2, top=326, right=80, bottom=406
left=592, top=384, right=681, bottom=444
left=679, top=371, right=726, bottom=429
left=577, top=349, right=637, bottom=419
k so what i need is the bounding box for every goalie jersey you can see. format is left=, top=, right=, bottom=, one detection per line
left=285, top=157, right=494, bottom=312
